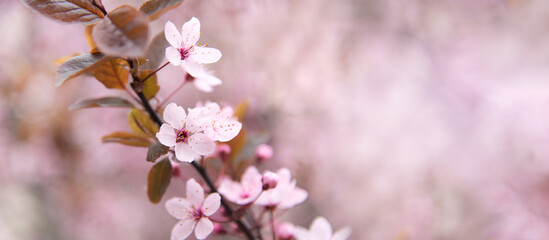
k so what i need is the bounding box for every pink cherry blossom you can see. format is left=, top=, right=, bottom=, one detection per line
left=255, top=144, right=274, bottom=162
left=165, top=179, right=221, bottom=240
left=186, top=68, right=222, bottom=92
left=254, top=168, right=308, bottom=209
left=202, top=102, right=242, bottom=142
left=164, top=18, right=222, bottom=77
left=261, top=171, right=278, bottom=190
left=295, top=217, right=351, bottom=240
left=156, top=103, right=215, bottom=162
left=218, top=166, right=263, bottom=205
left=276, top=222, right=297, bottom=240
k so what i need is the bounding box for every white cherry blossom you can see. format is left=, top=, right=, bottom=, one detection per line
left=164, top=18, right=222, bottom=77
left=295, top=217, right=351, bottom=240
left=218, top=166, right=263, bottom=205
left=202, top=102, right=242, bottom=142
left=186, top=69, right=222, bottom=92
left=254, top=168, right=308, bottom=209
left=165, top=179, right=221, bottom=240
left=156, top=103, right=215, bottom=162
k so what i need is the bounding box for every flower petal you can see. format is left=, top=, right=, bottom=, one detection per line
left=278, top=186, right=308, bottom=209
left=310, top=217, right=332, bottom=240
left=171, top=219, right=196, bottom=240
left=186, top=178, right=204, bottom=207
left=166, top=47, right=182, bottom=66
left=202, top=193, right=221, bottom=216
left=175, top=143, right=196, bottom=163
left=193, top=78, right=214, bottom=92
left=156, top=124, right=176, bottom=147
left=216, top=120, right=242, bottom=142
left=165, top=21, right=182, bottom=48
left=181, top=17, right=200, bottom=48
left=194, top=217, right=214, bottom=240
left=163, top=103, right=186, bottom=129
left=332, top=227, right=352, bottom=240
left=184, top=107, right=208, bottom=133
left=190, top=46, right=222, bottom=64
left=294, top=226, right=312, bottom=240
left=188, top=133, right=215, bottom=155
left=165, top=197, right=193, bottom=220
left=181, top=59, right=205, bottom=77
left=218, top=178, right=243, bottom=204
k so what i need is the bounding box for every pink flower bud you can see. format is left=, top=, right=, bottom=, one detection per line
left=171, top=162, right=181, bottom=178
left=255, top=144, right=273, bottom=162
left=213, top=223, right=227, bottom=235
left=277, top=222, right=296, bottom=240
left=216, top=143, right=231, bottom=160
left=262, top=171, right=278, bottom=190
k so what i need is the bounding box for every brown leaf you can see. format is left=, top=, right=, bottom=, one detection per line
left=101, top=131, right=152, bottom=147
left=69, top=97, right=134, bottom=111
left=56, top=53, right=111, bottom=87
left=147, top=157, right=172, bottom=203
left=141, top=32, right=169, bottom=70
left=22, top=0, right=105, bottom=24
left=147, top=142, right=169, bottom=162
left=85, top=24, right=97, bottom=49
left=92, top=5, right=149, bottom=57
left=128, top=108, right=159, bottom=138
left=91, top=58, right=129, bottom=89
left=139, top=0, right=183, bottom=21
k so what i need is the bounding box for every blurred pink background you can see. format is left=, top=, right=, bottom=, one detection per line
left=2, top=0, right=549, bottom=239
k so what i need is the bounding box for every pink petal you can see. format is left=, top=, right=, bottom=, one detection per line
left=164, top=21, right=182, bottom=48
left=278, top=187, right=308, bottom=209
left=188, top=133, right=215, bottom=155
left=163, top=103, right=186, bottom=129
left=186, top=178, right=204, bottom=207
left=332, top=227, right=352, bottom=240
left=171, top=219, right=196, bottom=240
left=215, top=120, right=242, bottom=142
left=202, top=193, right=221, bottom=216
left=175, top=143, right=196, bottom=163
left=218, top=178, right=244, bottom=204
left=156, top=124, right=176, bottom=147
left=184, top=107, right=208, bottom=133
left=181, top=17, right=200, bottom=48
left=181, top=59, right=205, bottom=77
left=294, top=227, right=312, bottom=240
left=241, top=167, right=263, bottom=199
left=165, top=197, right=193, bottom=220
left=194, top=217, right=214, bottom=240
left=190, top=46, right=222, bottom=64
left=165, top=47, right=182, bottom=66
left=310, top=217, right=332, bottom=240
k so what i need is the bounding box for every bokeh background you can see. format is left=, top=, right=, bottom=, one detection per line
left=2, top=0, right=549, bottom=239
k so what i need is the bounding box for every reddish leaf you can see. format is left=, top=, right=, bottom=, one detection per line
left=56, top=53, right=110, bottom=87
left=69, top=97, right=134, bottom=111
left=140, top=0, right=183, bottom=21
left=91, top=58, right=129, bottom=89
left=147, top=157, right=172, bottom=203
left=22, top=0, right=105, bottom=24
left=101, top=131, right=152, bottom=147
left=147, top=142, right=169, bottom=162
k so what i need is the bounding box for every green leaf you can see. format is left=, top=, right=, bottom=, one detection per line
left=147, top=157, right=172, bottom=203
left=91, top=58, right=129, bottom=89
left=69, top=97, right=134, bottom=111
left=138, top=70, right=160, bottom=100
left=139, top=0, right=183, bottom=21
left=141, top=32, right=169, bottom=70
left=101, top=131, right=152, bottom=147
left=56, top=53, right=110, bottom=87
left=92, top=5, right=149, bottom=57
left=147, top=142, right=169, bottom=162
left=128, top=108, right=159, bottom=137
left=22, top=0, right=105, bottom=25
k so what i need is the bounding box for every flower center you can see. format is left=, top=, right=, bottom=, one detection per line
left=191, top=208, right=203, bottom=221
left=176, top=129, right=189, bottom=143
left=179, top=46, right=193, bottom=60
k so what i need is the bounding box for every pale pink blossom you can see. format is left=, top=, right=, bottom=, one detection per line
left=218, top=166, right=263, bottom=205
left=165, top=179, right=221, bottom=240
left=164, top=18, right=222, bottom=77
left=156, top=103, right=215, bottom=162
left=202, top=102, right=242, bottom=142
left=261, top=171, right=278, bottom=190
left=295, top=217, right=351, bottom=240
left=255, top=144, right=273, bottom=162
left=254, top=168, right=308, bottom=209
left=186, top=68, right=222, bottom=92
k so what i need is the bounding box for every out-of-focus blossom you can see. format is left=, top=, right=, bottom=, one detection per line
left=164, top=18, right=222, bottom=77
left=156, top=103, right=215, bottom=162
left=218, top=166, right=263, bottom=205
left=255, top=144, right=273, bottom=162
left=255, top=168, right=307, bottom=209
left=185, top=69, right=222, bottom=92
left=295, top=217, right=351, bottom=240
left=165, top=179, right=221, bottom=240
left=215, top=143, right=231, bottom=160
left=261, top=171, right=278, bottom=190
left=202, top=102, right=242, bottom=142
left=277, top=222, right=296, bottom=240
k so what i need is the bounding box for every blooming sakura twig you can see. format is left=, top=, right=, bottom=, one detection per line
left=21, top=0, right=352, bottom=237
